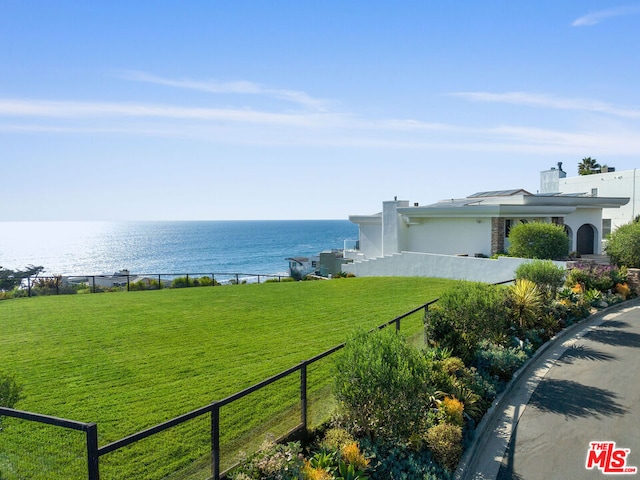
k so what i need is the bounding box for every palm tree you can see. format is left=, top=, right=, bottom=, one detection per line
left=578, top=157, right=601, bottom=175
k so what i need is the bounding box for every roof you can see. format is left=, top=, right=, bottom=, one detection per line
left=467, top=189, right=532, bottom=198
left=349, top=192, right=630, bottom=225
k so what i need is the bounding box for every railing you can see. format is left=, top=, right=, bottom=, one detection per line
left=0, top=408, right=99, bottom=479
left=17, top=271, right=289, bottom=297
left=1, top=280, right=514, bottom=479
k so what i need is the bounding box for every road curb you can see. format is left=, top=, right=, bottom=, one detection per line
left=454, top=297, right=640, bottom=480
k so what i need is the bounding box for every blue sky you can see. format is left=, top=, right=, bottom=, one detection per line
left=2, top=1, right=640, bottom=221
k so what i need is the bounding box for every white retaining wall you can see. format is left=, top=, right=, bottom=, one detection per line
left=343, top=251, right=566, bottom=283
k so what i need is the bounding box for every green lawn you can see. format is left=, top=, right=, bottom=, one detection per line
left=0, top=277, right=456, bottom=479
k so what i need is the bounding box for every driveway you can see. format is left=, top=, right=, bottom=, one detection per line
left=458, top=298, right=640, bottom=480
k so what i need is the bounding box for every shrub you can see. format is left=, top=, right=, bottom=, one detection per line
left=515, top=260, right=565, bottom=300
left=129, top=280, right=148, bottom=291
left=424, top=423, right=463, bottom=472
left=473, top=342, right=529, bottom=383
left=0, top=371, right=23, bottom=430
left=341, top=442, right=369, bottom=471
left=616, top=283, right=632, bottom=299
left=606, top=221, right=640, bottom=268
left=171, top=276, right=191, bottom=288
left=360, top=439, right=449, bottom=480
left=320, top=428, right=356, bottom=452
left=424, top=282, right=509, bottom=363
left=507, top=222, right=569, bottom=260
left=231, top=436, right=304, bottom=479
left=440, top=397, right=464, bottom=427
left=197, top=276, right=220, bottom=286
left=334, top=330, right=434, bottom=442
left=0, top=371, right=22, bottom=409
left=565, top=263, right=619, bottom=292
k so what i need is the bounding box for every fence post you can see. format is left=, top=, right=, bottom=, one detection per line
left=300, top=362, right=308, bottom=432
left=395, top=318, right=401, bottom=333
left=28, top=277, right=32, bottom=297
left=423, top=304, right=429, bottom=345
left=158, top=275, right=162, bottom=289
left=56, top=276, right=60, bottom=295
left=211, top=403, right=220, bottom=480
left=186, top=274, right=190, bottom=287
left=92, top=276, right=96, bottom=294
left=86, top=423, right=100, bottom=480
left=127, top=275, right=130, bottom=292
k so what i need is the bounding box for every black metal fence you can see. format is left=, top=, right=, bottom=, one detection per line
left=0, top=299, right=438, bottom=480
left=17, top=272, right=289, bottom=297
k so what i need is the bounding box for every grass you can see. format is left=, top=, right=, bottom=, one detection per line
left=0, top=277, right=456, bottom=479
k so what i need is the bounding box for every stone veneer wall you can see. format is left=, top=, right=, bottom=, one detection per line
left=627, top=268, right=640, bottom=295
left=491, top=218, right=505, bottom=255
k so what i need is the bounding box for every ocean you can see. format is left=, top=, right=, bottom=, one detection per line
left=0, top=220, right=359, bottom=277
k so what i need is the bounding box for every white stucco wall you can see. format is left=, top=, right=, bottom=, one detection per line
left=342, top=251, right=565, bottom=284
left=563, top=208, right=604, bottom=254
left=405, top=218, right=492, bottom=256
left=559, top=169, right=639, bottom=231
left=382, top=200, right=409, bottom=256
left=358, top=222, right=383, bottom=259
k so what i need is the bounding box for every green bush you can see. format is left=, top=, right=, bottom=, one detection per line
left=0, top=371, right=23, bottom=431
left=515, top=260, right=565, bottom=299
left=508, top=222, right=569, bottom=260
left=171, top=276, right=191, bottom=288
left=606, top=221, right=640, bottom=267
left=424, top=423, right=463, bottom=472
left=129, top=280, right=148, bottom=291
left=565, top=263, right=620, bottom=292
left=473, top=341, right=529, bottom=383
left=0, top=371, right=22, bottom=409
left=197, top=276, right=220, bottom=286
left=334, top=330, right=434, bottom=442
left=360, top=439, right=449, bottom=480
left=423, top=282, right=509, bottom=363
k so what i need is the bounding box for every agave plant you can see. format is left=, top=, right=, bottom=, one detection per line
left=449, top=382, right=482, bottom=421
left=584, top=288, right=602, bottom=307
left=509, top=279, right=543, bottom=329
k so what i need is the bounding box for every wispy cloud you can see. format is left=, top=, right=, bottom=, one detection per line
left=451, top=91, right=640, bottom=119
left=116, top=70, right=331, bottom=111
left=1, top=93, right=640, bottom=156
left=572, top=5, right=640, bottom=26
left=0, top=98, right=342, bottom=126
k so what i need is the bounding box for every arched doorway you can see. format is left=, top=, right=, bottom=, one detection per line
left=577, top=224, right=595, bottom=254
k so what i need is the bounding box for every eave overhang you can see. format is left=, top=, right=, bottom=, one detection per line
left=349, top=214, right=382, bottom=225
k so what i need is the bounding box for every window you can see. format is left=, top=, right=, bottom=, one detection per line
left=505, top=219, right=513, bottom=237
left=603, top=219, right=612, bottom=238
left=591, top=188, right=598, bottom=196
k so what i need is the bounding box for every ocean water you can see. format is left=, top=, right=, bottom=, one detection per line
left=0, top=220, right=358, bottom=277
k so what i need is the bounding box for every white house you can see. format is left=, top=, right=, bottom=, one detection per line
left=343, top=188, right=628, bottom=282
left=541, top=163, right=640, bottom=235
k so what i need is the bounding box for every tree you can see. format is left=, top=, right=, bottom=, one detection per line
left=0, top=265, right=44, bottom=291
left=578, top=157, right=601, bottom=176
left=507, top=222, right=569, bottom=260
left=605, top=221, right=640, bottom=268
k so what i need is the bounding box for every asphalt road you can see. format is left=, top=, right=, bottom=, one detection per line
left=458, top=299, right=640, bottom=480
